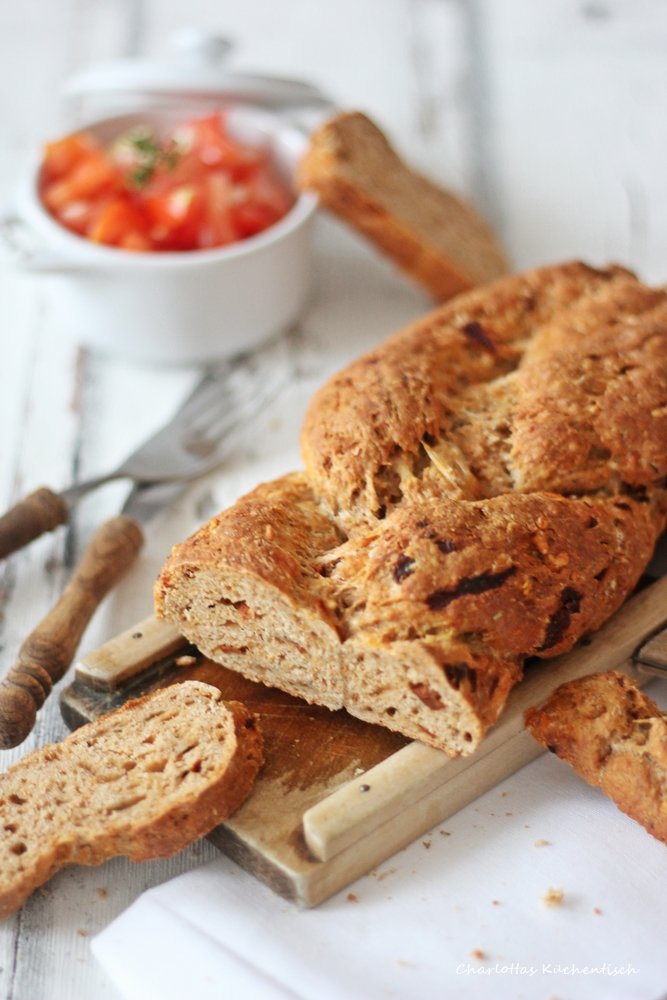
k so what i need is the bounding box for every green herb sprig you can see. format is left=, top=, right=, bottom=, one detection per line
left=123, top=128, right=181, bottom=190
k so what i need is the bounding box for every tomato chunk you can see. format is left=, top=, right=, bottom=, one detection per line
left=42, top=149, right=122, bottom=213
left=38, top=112, right=295, bottom=252
left=41, top=133, right=97, bottom=184
left=89, top=197, right=147, bottom=246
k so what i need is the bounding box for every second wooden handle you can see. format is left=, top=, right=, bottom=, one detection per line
left=0, top=515, right=144, bottom=748
left=0, top=487, right=69, bottom=559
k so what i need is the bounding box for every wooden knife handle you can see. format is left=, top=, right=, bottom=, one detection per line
left=0, top=515, right=144, bottom=748
left=0, top=487, right=70, bottom=559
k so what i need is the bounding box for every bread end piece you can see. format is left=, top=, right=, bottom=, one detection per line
left=298, top=110, right=509, bottom=300
left=0, top=681, right=263, bottom=919
left=155, top=474, right=521, bottom=758
left=525, top=671, right=667, bottom=845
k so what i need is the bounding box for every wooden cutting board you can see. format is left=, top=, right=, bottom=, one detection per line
left=60, top=574, right=667, bottom=907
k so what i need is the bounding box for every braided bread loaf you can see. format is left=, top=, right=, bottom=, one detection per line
left=156, top=262, right=667, bottom=756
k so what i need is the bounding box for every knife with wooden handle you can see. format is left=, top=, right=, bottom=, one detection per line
left=0, top=481, right=184, bottom=749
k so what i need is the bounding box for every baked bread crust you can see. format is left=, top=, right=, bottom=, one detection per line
left=0, top=681, right=263, bottom=918
left=156, top=262, right=667, bottom=756
left=302, top=261, right=667, bottom=525
left=297, top=111, right=509, bottom=299
left=525, top=671, right=667, bottom=844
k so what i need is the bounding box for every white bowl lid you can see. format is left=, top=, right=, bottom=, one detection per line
left=62, top=30, right=334, bottom=119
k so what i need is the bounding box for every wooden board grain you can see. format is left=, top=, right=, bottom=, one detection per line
left=60, top=573, right=667, bottom=907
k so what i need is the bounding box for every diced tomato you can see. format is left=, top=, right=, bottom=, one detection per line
left=88, top=197, right=146, bottom=246
left=145, top=185, right=193, bottom=228
left=144, top=148, right=207, bottom=195
left=38, top=112, right=294, bottom=252
left=55, top=199, right=98, bottom=236
left=232, top=169, right=293, bottom=237
left=41, top=133, right=97, bottom=184
left=118, top=231, right=153, bottom=252
left=42, top=149, right=123, bottom=213
left=144, top=186, right=203, bottom=251
left=232, top=199, right=277, bottom=239
left=189, top=114, right=264, bottom=181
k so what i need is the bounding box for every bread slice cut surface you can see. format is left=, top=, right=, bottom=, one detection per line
left=0, top=680, right=263, bottom=919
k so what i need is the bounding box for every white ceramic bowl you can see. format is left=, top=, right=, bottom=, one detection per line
left=13, top=106, right=318, bottom=365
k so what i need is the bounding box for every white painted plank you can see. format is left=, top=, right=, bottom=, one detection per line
left=477, top=0, right=667, bottom=280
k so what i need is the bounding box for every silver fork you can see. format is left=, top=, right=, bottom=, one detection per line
left=0, top=335, right=291, bottom=559
left=0, top=335, right=292, bottom=748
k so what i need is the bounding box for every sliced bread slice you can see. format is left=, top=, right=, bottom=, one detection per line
left=0, top=680, right=263, bottom=918
left=297, top=110, right=509, bottom=300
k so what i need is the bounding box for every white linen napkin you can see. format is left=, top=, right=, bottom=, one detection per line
left=93, top=733, right=667, bottom=1000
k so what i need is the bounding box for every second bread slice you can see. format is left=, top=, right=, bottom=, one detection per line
left=0, top=680, right=263, bottom=919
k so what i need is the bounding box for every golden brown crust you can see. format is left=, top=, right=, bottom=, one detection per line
left=525, top=671, right=667, bottom=845
left=156, top=477, right=659, bottom=752
left=156, top=262, right=667, bottom=757
left=329, top=493, right=658, bottom=661
left=297, top=111, right=509, bottom=299
left=0, top=682, right=263, bottom=918
left=301, top=261, right=667, bottom=525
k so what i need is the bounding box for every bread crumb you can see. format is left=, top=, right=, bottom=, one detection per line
left=534, top=838, right=551, bottom=847
left=593, top=906, right=603, bottom=915
left=77, top=929, right=88, bottom=937
left=175, top=654, right=197, bottom=668
left=96, top=887, right=108, bottom=899
left=491, top=899, right=501, bottom=906
left=440, top=830, right=451, bottom=837
left=422, top=839, right=432, bottom=849
left=346, top=892, right=358, bottom=903
left=542, top=887, right=564, bottom=907
left=471, top=949, right=486, bottom=960
left=373, top=866, right=397, bottom=882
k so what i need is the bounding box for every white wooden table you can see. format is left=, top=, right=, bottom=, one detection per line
left=1, top=2, right=666, bottom=998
